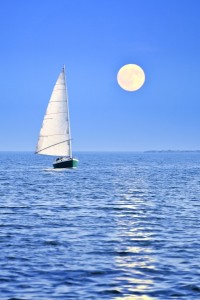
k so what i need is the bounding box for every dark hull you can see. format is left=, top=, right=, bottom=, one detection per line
left=53, top=158, right=78, bottom=169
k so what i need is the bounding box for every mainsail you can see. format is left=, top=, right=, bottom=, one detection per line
left=36, top=67, right=72, bottom=157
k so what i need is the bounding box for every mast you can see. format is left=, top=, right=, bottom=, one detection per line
left=63, top=65, right=72, bottom=158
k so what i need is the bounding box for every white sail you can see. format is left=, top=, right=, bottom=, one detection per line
left=36, top=67, right=72, bottom=157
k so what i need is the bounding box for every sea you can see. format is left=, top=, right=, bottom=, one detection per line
left=0, top=151, right=200, bottom=300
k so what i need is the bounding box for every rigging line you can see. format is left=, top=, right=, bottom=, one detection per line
left=46, top=112, right=67, bottom=115
left=40, top=134, right=67, bottom=137
left=35, top=139, right=71, bottom=154
left=50, top=100, right=67, bottom=102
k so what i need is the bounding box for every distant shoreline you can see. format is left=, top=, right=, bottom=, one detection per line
left=144, top=150, right=200, bottom=153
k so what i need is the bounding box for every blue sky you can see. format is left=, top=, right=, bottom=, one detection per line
left=1, top=0, right=200, bottom=151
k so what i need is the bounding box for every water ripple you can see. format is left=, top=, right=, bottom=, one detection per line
left=0, top=152, right=200, bottom=299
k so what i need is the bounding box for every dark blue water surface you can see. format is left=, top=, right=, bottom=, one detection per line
left=0, top=151, right=200, bottom=299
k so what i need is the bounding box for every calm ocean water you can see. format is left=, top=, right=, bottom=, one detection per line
left=0, top=151, right=200, bottom=300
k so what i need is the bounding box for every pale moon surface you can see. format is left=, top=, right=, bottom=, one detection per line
left=117, top=64, right=145, bottom=91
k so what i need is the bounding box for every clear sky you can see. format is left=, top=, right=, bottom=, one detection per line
left=1, top=0, right=200, bottom=151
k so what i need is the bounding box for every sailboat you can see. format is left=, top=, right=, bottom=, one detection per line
left=35, top=66, right=78, bottom=168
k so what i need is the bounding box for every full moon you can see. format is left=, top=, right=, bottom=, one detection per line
left=117, top=64, right=145, bottom=91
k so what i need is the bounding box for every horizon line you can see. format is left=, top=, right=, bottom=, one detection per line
left=1, top=149, right=200, bottom=153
